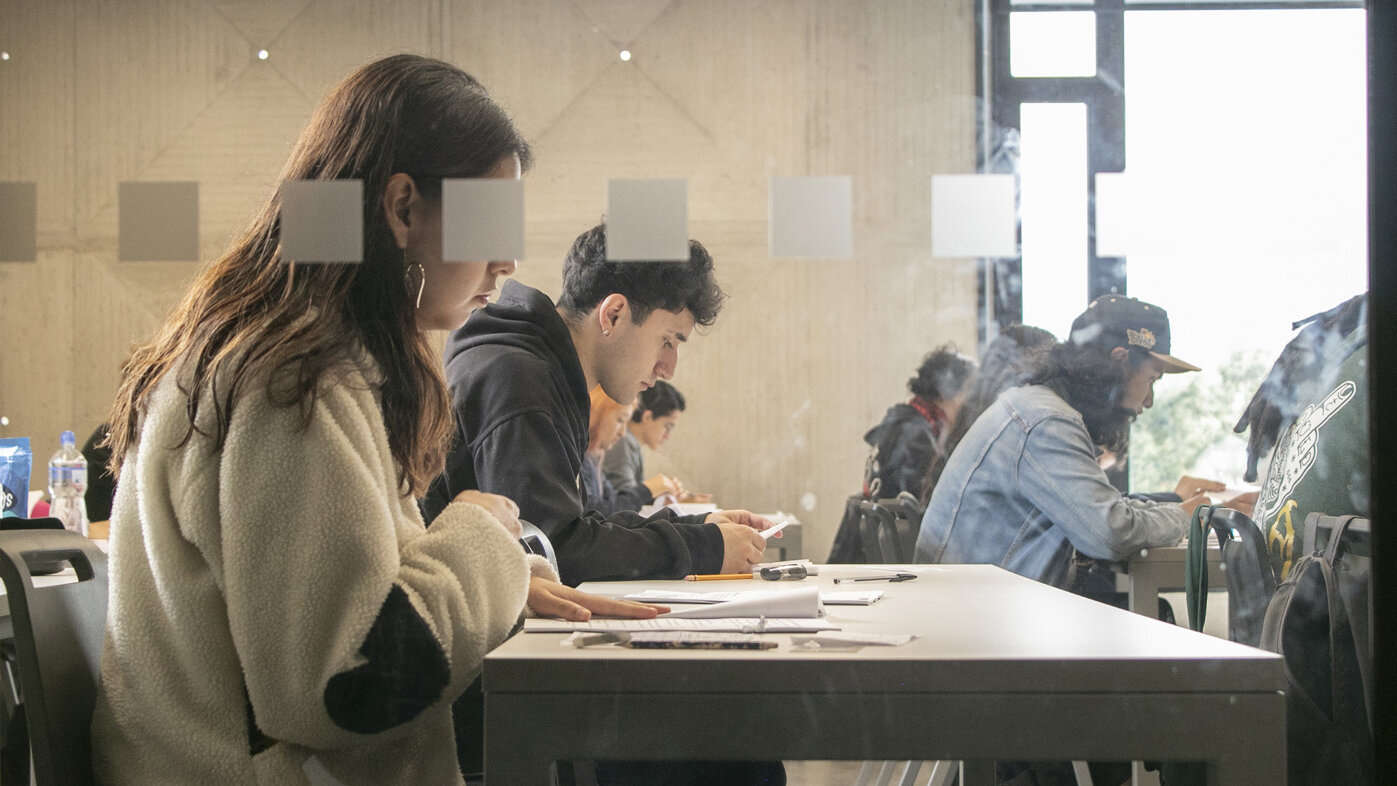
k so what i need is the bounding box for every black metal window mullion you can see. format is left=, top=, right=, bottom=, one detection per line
left=979, top=0, right=1128, bottom=339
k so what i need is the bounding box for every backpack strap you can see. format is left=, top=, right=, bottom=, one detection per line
left=1184, top=504, right=1216, bottom=631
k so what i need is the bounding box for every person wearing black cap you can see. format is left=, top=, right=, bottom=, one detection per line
left=915, top=294, right=1253, bottom=589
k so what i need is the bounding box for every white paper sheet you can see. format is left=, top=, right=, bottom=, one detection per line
left=659, top=584, right=821, bottom=619
left=524, top=617, right=838, bottom=633
left=620, top=588, right=880, bottom=606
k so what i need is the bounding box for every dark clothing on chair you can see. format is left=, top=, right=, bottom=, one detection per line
left=861, top=398, right=948, bottom=500
left=420, top=281, right=720, bottom=586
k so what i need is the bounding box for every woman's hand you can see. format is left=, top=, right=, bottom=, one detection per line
left=527, top=577, right=668, bottom=621
left=644, top=473, right=682, bottom=498
left=451, top=490, right=522, bottom=540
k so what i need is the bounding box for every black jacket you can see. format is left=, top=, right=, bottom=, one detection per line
left=420, top=281, right=721, bottom=585
left=862, top=402, right=941, bottom=500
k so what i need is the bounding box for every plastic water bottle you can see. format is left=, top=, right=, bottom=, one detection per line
left=48, top=430, right=89, bottom=536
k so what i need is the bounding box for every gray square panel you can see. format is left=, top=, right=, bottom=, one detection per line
left=0, top=182, right=37, bottom=262
left=769, top=176, right=853, bottom=259
left=931, top=174, right=1018, bottom=258
left=605, top=179, right=689, bottom=262
left=279, top=180, right=363, bottom=263
left=118, top=181, right=200, bottom=262
left=442, top=179, right=525, bottom=262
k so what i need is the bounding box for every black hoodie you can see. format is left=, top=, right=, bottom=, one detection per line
left=862, top=403, right=939, bottom=500
left=420, top=281, right=722, bottom=585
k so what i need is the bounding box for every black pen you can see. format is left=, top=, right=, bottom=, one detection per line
left=832, top=573, right=918, bottom=584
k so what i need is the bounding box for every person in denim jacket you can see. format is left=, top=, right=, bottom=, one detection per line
left=916, top=295, right=1253, bottom=588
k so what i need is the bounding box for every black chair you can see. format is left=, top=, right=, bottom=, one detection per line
left=826, top=494, right=869, bottom=563
left=1201, top=507, right=1277, bottom=647
left=855, top=493, right=925, bottom=564
left=856, top=500, right=895, bottom=563
left=0, top=527, right=108, bottom=786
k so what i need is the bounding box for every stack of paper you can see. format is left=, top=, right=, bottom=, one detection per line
left=524, top=617, right=838, bottom=633
left=620, top=589, right=882, bottom=606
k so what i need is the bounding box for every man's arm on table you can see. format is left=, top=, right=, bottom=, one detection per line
left=470, top=410, right=728, bottom=585
left=1019, top=416, right=1187, bottom=559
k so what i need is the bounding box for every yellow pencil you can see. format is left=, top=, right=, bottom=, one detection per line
left=683, top=573, right=755, bottom=581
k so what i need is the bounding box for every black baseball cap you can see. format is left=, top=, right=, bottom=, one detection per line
left=1068, top=295, right=1200, bottom=374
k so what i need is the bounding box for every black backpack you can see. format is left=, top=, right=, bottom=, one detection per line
left=1258, top=514, right=1373, bottom=784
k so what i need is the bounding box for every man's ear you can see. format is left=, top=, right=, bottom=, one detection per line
left=1109, top=346, right=1131, bottom=363
left=381, top=173, right=417, bottom=250
left=597, top=293, right=629, bottom=336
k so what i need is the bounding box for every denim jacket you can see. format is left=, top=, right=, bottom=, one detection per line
left=915, top=384, right=1187, bottom=588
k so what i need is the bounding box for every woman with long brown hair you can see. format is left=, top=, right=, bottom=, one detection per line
left=92, top=54, right=655, bottom=785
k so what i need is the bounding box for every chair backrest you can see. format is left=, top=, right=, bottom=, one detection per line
left=519, top=519, right=559, bottom=574
left=0, top=528, right=108, bottom=786
left=1203, top=507, right=1276, bottom=647
left=856, top=501, right=893, bottom=562
left=826, top=495, right=870, bottom=563
left=857, top=494, right=925, bottom=564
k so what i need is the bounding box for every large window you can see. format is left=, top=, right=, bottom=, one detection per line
left=987, top=0, right=1367, bottom=490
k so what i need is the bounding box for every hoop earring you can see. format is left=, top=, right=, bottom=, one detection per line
left=404, top=254, right=425, bottom=309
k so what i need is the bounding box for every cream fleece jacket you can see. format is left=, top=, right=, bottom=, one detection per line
left=91, top=359, right=533, bottom=785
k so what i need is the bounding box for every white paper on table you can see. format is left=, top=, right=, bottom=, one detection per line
left=820, top=591, right=884, bottom=606
left=621, top=589, right=778, bottom=604
left=660, top=584, right=821, bottom=619
left=619, top=588, right=879, bottom=606
left=790, top=631, right=918, bottom=648
left=523, top=617, right=838, bottom=633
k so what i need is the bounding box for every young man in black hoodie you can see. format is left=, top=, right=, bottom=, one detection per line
left=421, top=223, right=773, bottom=587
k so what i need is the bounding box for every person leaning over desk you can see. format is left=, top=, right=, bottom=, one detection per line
left=916, top=295, right=1257, bottom=589
left=90, top=54, right=656, bottom=786
left=419, top=222, right=784, bottom=786
left=603, top=379, right=703, bottom=505
left=579, top=387, right=643, bottom=515
left=419, top=223, right=775, bottom=587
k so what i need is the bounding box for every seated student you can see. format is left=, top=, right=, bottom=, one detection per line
left=580, top=388, right=645, bottom=514
left=603, top=379, right=705, bottom=506
left=421, top=223, right=774, bottom=586
left=862, top=344, right=976, bottom=499
left=916, top=295, right=1254, bottom=588
left=919, top=325, right=1058, bottom=503
left=91, top=55, right=656, bottom=786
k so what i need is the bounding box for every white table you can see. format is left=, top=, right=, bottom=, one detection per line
left=1118, top=545, right=1226, bottom=619
left=483, top=564, right=1285, bottom=785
